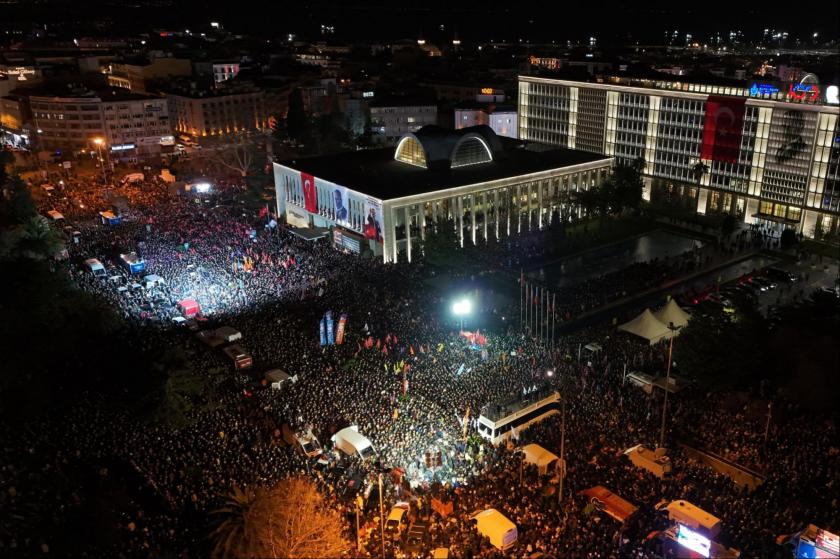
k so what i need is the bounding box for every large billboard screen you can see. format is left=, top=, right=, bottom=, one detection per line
left=677, top=524, right=711, bottom=558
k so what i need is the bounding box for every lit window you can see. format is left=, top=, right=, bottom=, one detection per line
left=395, top=136, right=427, bottom=168
left=451, top=137, right=493, bottom=168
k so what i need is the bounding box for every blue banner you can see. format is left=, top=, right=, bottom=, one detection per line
left=319, top=319, right=327, bottom=346
left=326, top=311, right=335, bottom=345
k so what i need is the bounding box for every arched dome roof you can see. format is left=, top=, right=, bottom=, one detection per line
left=394, top=125, right=503, bottom=170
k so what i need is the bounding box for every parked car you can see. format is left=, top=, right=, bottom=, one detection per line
left=753, top=276, right=777, bottom=291
left=385, top=502, right=411, bottom=538
left=765, top=267, right=797, bottom=283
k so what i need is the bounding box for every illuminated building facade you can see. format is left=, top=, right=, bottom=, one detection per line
left=167, top=89, right=267, bottom=140
left=30, top=89, right=170, bottom=159
left=519, top=76, right=840, bottom=239
left=274, top=125, right=612, bottom=262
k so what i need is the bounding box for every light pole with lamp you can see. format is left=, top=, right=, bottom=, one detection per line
left=93, top=138, right=107, bottom=184
left=377, top=472, right=385, bottom=556
left=452, top=298, right=472, bottom=331
left=658, top=322, right=681, bottom=450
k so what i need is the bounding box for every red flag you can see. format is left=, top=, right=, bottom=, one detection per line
left=701, top=96, right=746, bottom=164
left=259, top=204, right=269, bottom=218
left=301, top=172, right=318, bottom=213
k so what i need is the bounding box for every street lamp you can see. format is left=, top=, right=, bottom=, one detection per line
left=93, top=138, right=107, bottom=184
left=658, top=322, right=682, bottom=450
left=452, top=298, right=472, bottom=331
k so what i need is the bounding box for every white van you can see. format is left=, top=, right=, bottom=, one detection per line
left=84, top=258, right=107, bottom=278
left=215, top=326, right=242, bottom=343
left=656, top=500, right=721, bottom=538
left=331, top=426, right=376, bottom=461
left=121, top=173, right=145, bottom=184
left=470, top=509, right=517, bottom=550
left=265, top=369, right=298, bottom=390
left=141, top=274, right=165, bottom=289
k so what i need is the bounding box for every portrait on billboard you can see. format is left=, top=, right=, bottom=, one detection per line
left=331, top=185, right=349, bottom=226
left=364, top=198, right=383, bottom=243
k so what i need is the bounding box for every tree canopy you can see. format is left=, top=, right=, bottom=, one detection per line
left=210, top=477, right=349, bottom=559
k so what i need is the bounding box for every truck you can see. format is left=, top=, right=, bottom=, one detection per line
left=470, top=509, right=518, bottom=551
left=119, top=252, right=145, bottom=274
left=84, top=258, right=107, bottom=278
left=331, top=426, right=376, bottom=461
left=222, top=344, right=253, bottom=370
left=121, top=173, right=145, bottom=184
left=656, top=500, right=722, bottom=539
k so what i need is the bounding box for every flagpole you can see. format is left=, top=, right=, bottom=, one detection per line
left=520, top=269, right=524, bottom=334
left=524, top=282, right=528, bottom=335
left=551, top=292, right=556, bottom=349
left=544, top=288, right=548, bottom=346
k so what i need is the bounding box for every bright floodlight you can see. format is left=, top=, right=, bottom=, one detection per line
left=547, top=369, right=554, bottom=377
left=452, top=299, right=472, bottom=316
left=194, top=182, right=212, bottom=193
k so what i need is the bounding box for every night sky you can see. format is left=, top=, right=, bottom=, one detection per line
left=3, top=0, right=838, bottom=43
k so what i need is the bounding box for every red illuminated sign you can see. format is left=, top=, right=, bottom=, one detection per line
left=788, top=83, right=820, bottom=103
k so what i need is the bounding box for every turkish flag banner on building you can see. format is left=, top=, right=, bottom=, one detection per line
left=301, top=172, right=318, bottom=213
left=700, top=96, right=746, bottom=164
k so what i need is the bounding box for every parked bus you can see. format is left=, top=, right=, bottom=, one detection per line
left=477, top=385, right=560, bottom=445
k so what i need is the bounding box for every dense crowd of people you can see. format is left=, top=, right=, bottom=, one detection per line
left=0, top=175, right=837, bottom=559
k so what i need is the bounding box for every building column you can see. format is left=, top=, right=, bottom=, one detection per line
left=420, top=203, right=427, bottom=241
left=470, top=194, right=477, bottom=245
left=457, top=196, right=464, bottom=247
left=432, top=200, right=438, bottom=224
left=482, top=192, right=488, bottom=241
left=404, top=205, right=412, bottom=263
left=382, top=204, right=397, bottom=264
left=537, top=180, right=544, bottom=229
left=528, top=182, right=535, bottom=231
left=493, top=192, right=498, bottom=237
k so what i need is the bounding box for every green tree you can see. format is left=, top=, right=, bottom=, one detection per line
left=673, top=305, right=765, bottom=388
left=0, top=215, right=64, bottom=260
left=692, top=161, right=709, bottom=183
left=574, top=187, right=602, bottom=219
left=0, top=175, right=37, bottom=226
left=285, top=88, right=310, bottom=145
left=210, top=485, right=258, bottom=559
left=0, top=148, right=13, bottom=186
left=0, top=258, right=123, bottom=417
left=311, top=113, right=352, bottom=155
left=140, top=348, right=223, bottom=428
left=610, top=163, right=644, bottom=214
left=420, top=217, right=460, bottom=264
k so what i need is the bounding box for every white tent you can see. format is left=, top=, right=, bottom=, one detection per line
left=653, top=299, right=691, bottom=329
left=520, top=444, right=559, bottom=475
left=618, top=309, right=673, bottom=345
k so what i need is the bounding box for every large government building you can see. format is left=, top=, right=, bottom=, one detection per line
left=274, top=125, right=612, bottom=262
left=518, top=75, right=840, bottom=239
